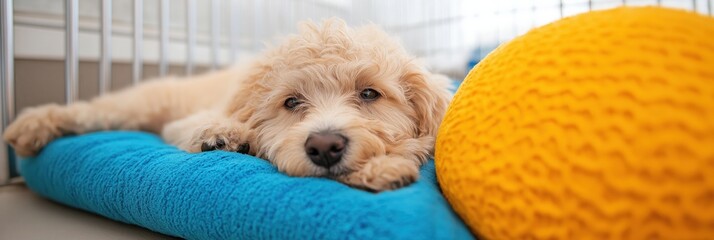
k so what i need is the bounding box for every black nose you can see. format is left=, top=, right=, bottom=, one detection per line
left=304, top=132, right=348, bottom=168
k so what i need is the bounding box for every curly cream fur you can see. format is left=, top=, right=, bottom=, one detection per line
left=3, top=19, right=451, bottom=191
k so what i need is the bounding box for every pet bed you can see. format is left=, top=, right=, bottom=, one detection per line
left=19, top=131, right=473, bottom=239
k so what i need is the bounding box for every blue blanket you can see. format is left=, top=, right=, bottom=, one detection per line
left=20, top=131, right=472, bottom=239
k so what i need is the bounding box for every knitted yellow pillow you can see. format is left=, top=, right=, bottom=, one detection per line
left=436, top=7, right=714, bottom=239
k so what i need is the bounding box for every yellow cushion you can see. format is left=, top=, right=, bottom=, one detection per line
left=436, top=7, right=714, bottom=239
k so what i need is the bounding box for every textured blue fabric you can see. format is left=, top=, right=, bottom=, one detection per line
left=20, top=131, right=473, bottom=240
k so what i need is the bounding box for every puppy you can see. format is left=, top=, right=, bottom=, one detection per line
left=3, top=19, right=452, bottom=192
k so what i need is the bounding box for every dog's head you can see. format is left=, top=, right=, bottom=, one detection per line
left=232, top=19, right=451, bottom=180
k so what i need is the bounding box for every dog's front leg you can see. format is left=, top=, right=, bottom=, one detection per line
left=337, top=154, right=422, bottom=192
left=336, top=136, right=433, bottom=192
left=161, top=111, right=255, bottom=155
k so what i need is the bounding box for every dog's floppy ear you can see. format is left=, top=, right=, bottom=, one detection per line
left=224, top=62, right=274, bottom=122
left=402, top=71, right=452, bottom=137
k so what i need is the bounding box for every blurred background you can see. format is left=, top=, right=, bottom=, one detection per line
left=5, top=0, right=711, bottom=110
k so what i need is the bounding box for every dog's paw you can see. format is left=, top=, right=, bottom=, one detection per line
left=3, top=104, right=67, bottom=156
left=191, top=122, right=255, bottom=155
left=339, top=155, right=420, bottom=192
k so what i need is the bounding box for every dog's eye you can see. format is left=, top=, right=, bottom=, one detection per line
left=359, top=88, right=380, bottom=101
left=284, top=97, right=301, bottom=110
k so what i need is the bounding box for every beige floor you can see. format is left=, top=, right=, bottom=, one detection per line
left=0, top=181, right=177, bottom=239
